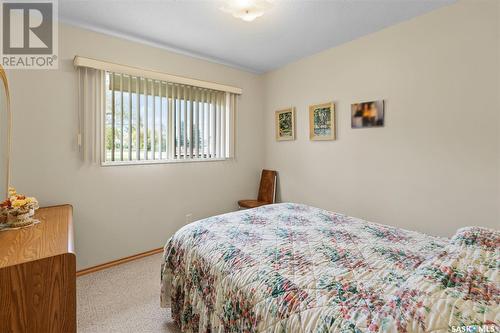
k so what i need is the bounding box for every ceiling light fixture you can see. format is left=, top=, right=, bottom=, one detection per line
left=220, top=0, right=273, bottom=22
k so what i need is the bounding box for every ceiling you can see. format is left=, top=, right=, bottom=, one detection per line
left=59, top=0, right=454, bottom=73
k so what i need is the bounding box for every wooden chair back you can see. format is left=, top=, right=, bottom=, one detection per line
left=257, top=169, right=277, bottom=204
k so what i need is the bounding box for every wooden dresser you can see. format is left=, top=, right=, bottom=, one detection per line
left=0, top=205, right=76, bottom=333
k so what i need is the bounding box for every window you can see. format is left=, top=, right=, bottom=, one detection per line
left=75, top=57, right=239, bottom=166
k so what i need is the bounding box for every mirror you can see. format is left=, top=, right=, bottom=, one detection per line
left=0, top=66, right=11, bottom=200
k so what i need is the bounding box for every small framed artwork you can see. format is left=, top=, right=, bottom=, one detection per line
left=309, top=102, right=335, bottom=141
left=351, top=100, right=385, bottom=128
left=275, top=107, right=295, bottom=141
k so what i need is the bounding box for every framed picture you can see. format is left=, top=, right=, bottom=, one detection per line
left=309, top=102, right=335, bottom=140
left=351, top=100, right=385, bottom=128
left=275, top=107, right=295, bottom=141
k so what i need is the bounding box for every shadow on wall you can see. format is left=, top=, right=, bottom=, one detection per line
left=275, top=171, right=281, bottom=203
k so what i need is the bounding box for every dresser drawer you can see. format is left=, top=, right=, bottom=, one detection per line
left=0, top=205, right=76, bottom=333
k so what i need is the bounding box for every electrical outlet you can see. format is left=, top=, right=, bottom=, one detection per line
left=185, top=213, right=193, bottom=223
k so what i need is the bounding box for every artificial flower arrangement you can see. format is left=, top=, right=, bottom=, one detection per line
left=0, top=187, right=39, bottom=228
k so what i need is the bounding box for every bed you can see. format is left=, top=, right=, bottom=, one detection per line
left=161, top=203, right=499, bottom=332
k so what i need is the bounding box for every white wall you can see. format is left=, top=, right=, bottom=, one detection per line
left=6, top=0, right=499, bottom=269
left=8, top=24, right=265, bottom=269
left=263, top=0, right=499, bottom=236
left=498, top=0, right=500, bottom=224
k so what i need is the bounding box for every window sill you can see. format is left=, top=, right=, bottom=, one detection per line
left=100, top=157, right=232, bottom=167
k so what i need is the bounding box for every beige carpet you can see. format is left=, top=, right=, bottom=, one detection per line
left=77, top=253, right=180, bottom=333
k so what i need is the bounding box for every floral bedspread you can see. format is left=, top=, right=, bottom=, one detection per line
left=161, top=203, right=499, bottom=332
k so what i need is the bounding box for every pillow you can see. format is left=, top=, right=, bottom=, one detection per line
left=450, top=226, right=500, bottom=250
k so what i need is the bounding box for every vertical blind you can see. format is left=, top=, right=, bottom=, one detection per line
left=78, top=68, right=104, bottom=164
left=77, top=62, right=238, bottom=165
